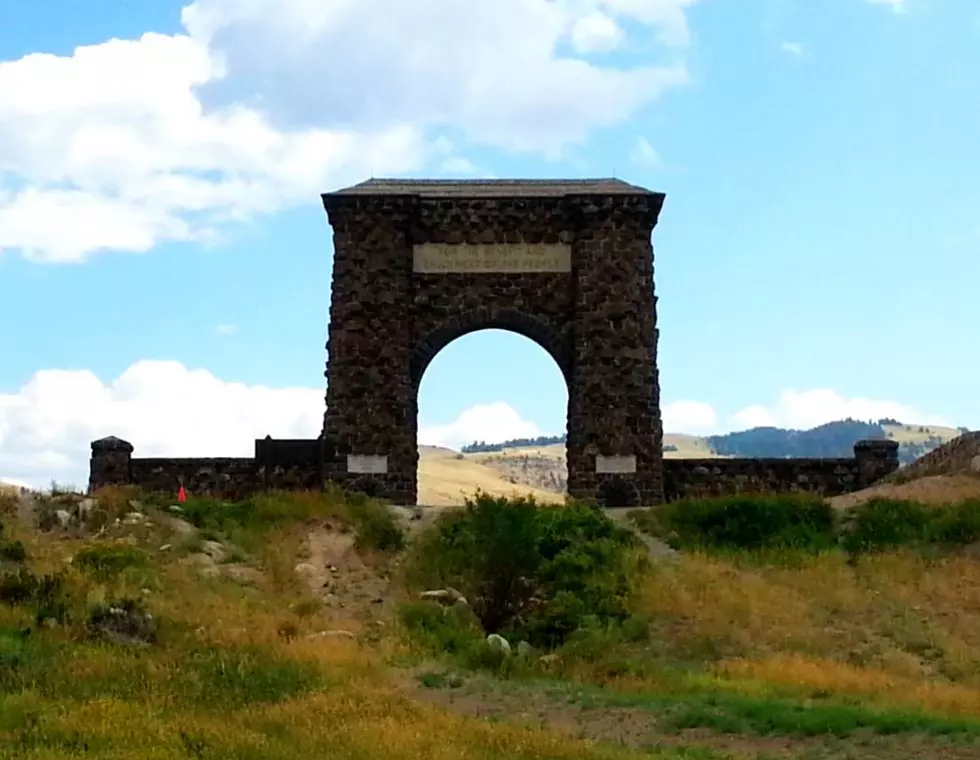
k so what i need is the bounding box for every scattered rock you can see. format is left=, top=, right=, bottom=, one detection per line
left=200, top=540, right=226, bottom=562
left=78, top=498, right=97, bottom=518
left=486, top=633, right=511, bottom=654
left=159, top=544, right=172, bottom=552
left=516, top=641, right=533, bottom=658
left=55, top=509, right=72, bottom=528
left=308, top=629, right=356, bottom=640
left=420, top=587, right=468, bottom=607
left=87, top=600, right=157, bottom=647
left=294, top=562, right=318, bottom=577
left=123, top=511, right=146, bottom=525
left=182, top=553, right=219, bottom=578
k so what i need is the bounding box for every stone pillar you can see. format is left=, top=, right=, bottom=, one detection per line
left=320, top=195, right=416, bottom=503
left=566, top=193, right=666, bottom=506
left=853, top=438, right=900, bottom=488
left=88, top=436, right=134, bottom=493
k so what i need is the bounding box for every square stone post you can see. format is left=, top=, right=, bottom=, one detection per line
left=88, top=436, right=134, bottom=493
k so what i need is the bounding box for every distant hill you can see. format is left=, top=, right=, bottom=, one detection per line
left=461, top=419, right=968, bottom=465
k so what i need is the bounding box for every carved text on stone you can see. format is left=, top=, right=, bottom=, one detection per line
left=413, top=243, right=572, bottom=273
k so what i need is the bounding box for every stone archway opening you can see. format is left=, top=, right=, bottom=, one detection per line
left=415, top=326, right=569, bottom=506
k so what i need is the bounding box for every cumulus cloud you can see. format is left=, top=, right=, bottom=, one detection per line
left=663, top=400, right=717, bottom=432
left=419, top=402, right=543, bottom=451
left=727, top=389, right=950, bottom=431
left=0, top=361, right=323, bottom=489
left=0, top=0, right=698, bottom=262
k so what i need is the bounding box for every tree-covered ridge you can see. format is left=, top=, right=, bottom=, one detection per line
left=462, top=418, right=963, bottom=464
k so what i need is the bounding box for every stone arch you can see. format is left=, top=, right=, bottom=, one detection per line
left=319, top=178, right=666, bottom=507
left=410, top=308, right=571, bottom=389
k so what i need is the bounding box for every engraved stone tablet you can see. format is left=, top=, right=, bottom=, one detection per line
left=347, top=455, right=388, bottom=474
left=413, top=243, right=571, bottom=273
left=595, top=455, right=636, bottom=474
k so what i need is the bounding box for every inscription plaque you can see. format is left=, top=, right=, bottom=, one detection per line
left=413, top=243, right=572, bottom=274
left=595, top=455, right=636, bottom=474
left=347, top=455, right=388, bottom=474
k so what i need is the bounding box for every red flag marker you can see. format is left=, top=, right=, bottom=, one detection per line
left=177, top=485, right=187, bottom=503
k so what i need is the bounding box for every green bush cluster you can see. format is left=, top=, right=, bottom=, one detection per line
left=630, top=494, right=980, bottom=557
left=176, top=489, right=405, bottom=554
left=71, top=543, right=151, bottom=581
left=0, top=522, right=27, bottom=563
left=402, top=492, right=644, bottom=650
left=841, top=498, right=980, bottom=554
left=632, top=494, right=836, bottom=552
left=0, top=568, right=71, bottom=625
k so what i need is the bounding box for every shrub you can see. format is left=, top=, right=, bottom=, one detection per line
left=403, top=492, right=642, bottom=649
left=72, top=544, right=150, bottom=581
left=86, top=597, right=157, bottom=645
left=346, top=494, right=405, bottom=553
left=398, top=600, right=483, bottom=655
left=840, top=499, right=930, bottom=555
left=0, top=539, right=27, bottom=563
left=0, top=569, right=71, bottom=624
left=926, top=499, right=980, bottom=546
left=636, top=494, right=837, bottom=552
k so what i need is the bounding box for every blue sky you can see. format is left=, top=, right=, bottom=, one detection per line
left=0, top=0, right=977, bottom=488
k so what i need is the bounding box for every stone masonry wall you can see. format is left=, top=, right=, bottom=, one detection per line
left=321, top=186, right=665, bottom=507
left=88, top=437, right=322, bottom=501
left=88, top=438, right=899, bottom=505
left=663, top=440, right=899, bottom=501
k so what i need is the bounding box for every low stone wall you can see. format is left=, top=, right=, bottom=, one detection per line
left=663, top=440, right=900, bottom=502
left=87, top=436, right=322, bottom=501
left=88, top=435, right=900, bottom=505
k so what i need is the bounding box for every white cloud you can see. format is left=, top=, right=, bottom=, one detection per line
left=215, top=323, right=238, bottom=335
left=419, top=402, right=542, bottom=451
left=780, top=41, right=805, bottom=57
left=0, top=360, right=323, bottom=489
left=727, top=389, right=949, bottom=431
left=630, top=136, right=662, bottom=168
left=570, top=12, right=624, bottom=53
left=663, top=400, right=717, bottom=432
left=0, top=0, right=699, bottom=262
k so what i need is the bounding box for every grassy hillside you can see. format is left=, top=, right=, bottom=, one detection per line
left=2, top=485, right=980, bottom=759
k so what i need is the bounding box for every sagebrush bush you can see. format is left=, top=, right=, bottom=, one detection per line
left=0, top=568, right=71, bottom=624
left=72, top=543, right=151, bottom=581
left=403, top=492, right=642, bottom=649
left=0, top=539, right=27, bottom=563
left=635, top=494, right=837, bottom=552
left=398, top=600, right=483, bottom=655
left=174, top=489, right=405, bottom=554
left=842, top=498, right=980, bottom=555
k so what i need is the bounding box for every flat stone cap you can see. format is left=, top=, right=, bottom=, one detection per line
left=854, top=438, right=900, bottom=453
left=91, top=436, right=134, bottom=453
left=326, top=177, right=658, bottom=199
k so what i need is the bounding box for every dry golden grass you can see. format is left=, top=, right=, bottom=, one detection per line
left=829, top=474, right=980, bottom=509
left=881, top=423, right=964, bottom=446
left=418, top=446, right=562, bottom=506
left=634, top=550, right=980, bottom=715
